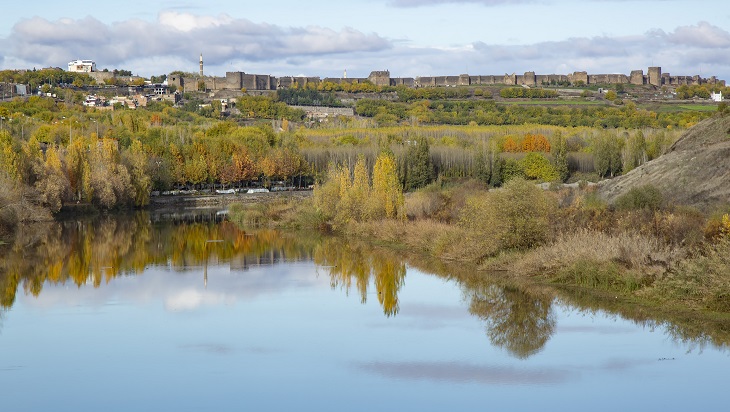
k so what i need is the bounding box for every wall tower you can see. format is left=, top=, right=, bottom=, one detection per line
left=648, top=66, right=662, bottom=87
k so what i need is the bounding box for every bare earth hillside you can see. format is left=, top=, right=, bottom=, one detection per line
left=599, top=114, right=730, bottom=212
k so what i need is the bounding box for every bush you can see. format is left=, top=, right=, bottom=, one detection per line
left=228, top=203, right=267, bottom=227
left=614, top=185, right=663, bottom=211
left=520, top=152, right=559, bottom=182
left=460, top=178, right=557, bottom=251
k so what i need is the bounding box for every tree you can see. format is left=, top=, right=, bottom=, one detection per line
left=219, top=150, right=256, bottom=188
left=623, top=131, right=647, bottom=173
left=593, top=132, right=623, bottom=178
left=490, top=156, right=504, bottom=187
left=0, top=131, right=20, bottom=181
left=520, top=152, right=559, bottom=182
left=404, top=136, right=433, bottom=191
left=551, top=131, right=569, bottom=182
left=123, top=139, right=151, bottom=206
left=502, top=137, right=519, bottom=152
left=369, top=152, right=404, bottom=220
left=35, top=145, right=70, bottom=212
left=474, top=147, right=491, bottom=185
left=333, top=155, right=371, bottom=223
left=521, top=133, right=550, bottom=152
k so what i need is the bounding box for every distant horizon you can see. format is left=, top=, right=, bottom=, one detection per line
left=1, top=0, right=728, bottom=80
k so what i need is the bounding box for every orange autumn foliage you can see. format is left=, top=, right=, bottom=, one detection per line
left=521, top=133, right=551, bottom=152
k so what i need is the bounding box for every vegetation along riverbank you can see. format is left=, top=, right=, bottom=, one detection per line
left=229, top=114, right=730, bottom=319
left=0, top=76, right=728, bottom=320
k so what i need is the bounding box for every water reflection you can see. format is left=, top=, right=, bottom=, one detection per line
left=0, top=213, right=728, bottom=358
left=466, top=284, right=556, bottom=359
left=0, top=213, right=317, bottom=309
left=314, top=239, right=405, bottom=317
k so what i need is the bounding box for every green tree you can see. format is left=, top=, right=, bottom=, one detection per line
left=520, top=152, right=559, bottom=182
left=550, top=131, right=569, bottom=182
left=474, top=147, right=491, bottom=185
left=623, top=130, right=647, bottom=173
left=593, top=132, right=623, bottom=178
left=404, top=137, right=433, bottom=191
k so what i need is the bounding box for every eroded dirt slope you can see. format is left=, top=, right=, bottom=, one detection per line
left=599, top=114, right=730, bottom=212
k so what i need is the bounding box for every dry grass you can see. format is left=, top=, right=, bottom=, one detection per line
left=500, top=229, right=682, bottom=277
left=346, top=218, right=495, bottom=262
left=641, top=238, right=730, bottom=311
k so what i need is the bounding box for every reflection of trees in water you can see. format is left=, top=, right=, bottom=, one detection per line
left=466, top=284, right=556, bottom=359
left=554, top=289, right=730, bottom=354
left=314, top=239, right=405, bottom=317
left=0, top=213, right=317, bottom=309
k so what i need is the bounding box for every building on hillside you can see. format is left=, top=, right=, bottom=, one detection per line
left=83, top=95, right=102, bottom=107
left=68, top=60, right=97, bottom=73
left=711, top=92, right=723, bottom=102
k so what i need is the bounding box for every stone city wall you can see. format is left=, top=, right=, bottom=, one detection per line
left=170, top=67, right=725, bottom=93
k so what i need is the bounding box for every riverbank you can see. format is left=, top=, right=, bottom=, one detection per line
left=148, top=190, right=312, bottom=211
left=227, top=179, right=730, bottom=321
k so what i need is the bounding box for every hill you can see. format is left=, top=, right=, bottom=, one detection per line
left=599, top=114, right=730, bottom=212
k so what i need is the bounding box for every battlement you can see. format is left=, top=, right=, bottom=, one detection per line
left=170, top=66, right=725, bottom=93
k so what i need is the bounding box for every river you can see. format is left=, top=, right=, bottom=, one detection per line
left=0, top=212, right=727, bottom=411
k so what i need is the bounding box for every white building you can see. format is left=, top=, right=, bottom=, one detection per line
left=68, top=59, right=96, bottom=73
left=711, top=92, right=723, bottom=102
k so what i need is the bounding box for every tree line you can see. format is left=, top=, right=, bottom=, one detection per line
left=0, top=91, right=692, bottom=234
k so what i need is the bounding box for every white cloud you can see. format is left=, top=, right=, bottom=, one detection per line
left=158, top=11, right=234, bottom=32
left=667, top=21, right=730, bottom=48
left=2, top=13, right=391, bottom=73
left=1, top=12, right=728, bottom=81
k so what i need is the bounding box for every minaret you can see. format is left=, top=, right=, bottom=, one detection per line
left=199, top=53, right=204, bottom=77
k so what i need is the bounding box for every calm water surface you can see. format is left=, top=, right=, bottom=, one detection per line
left=0, top=213, right=727, bottom=411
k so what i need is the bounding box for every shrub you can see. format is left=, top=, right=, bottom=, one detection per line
left=704, top=211, right=730, bottom=240
left=614, top=185, right=663, bottom=211
left=520, top=152, right=559, bottom=182
left=460, top=178, right=557, bottom=251
left=228, top=203, right=267, bottom=227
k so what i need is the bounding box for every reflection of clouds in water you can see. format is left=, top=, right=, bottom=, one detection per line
left=165, top=289, right=234, bottom=311
left=180, top=343, right=235, bottom=355
left=356, top=361, right=573, bottom=385
left=357, top=357, right=656, bottom=385
left=178, top=343, right=281, bottom=355
left=595, top=358, right=655, bottom=372
left=366, top=303, right=472, bottom=331
left=22, top=263, right=327, bottom=311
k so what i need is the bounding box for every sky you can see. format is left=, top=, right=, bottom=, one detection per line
left=1, top=0, right=729, bottom=81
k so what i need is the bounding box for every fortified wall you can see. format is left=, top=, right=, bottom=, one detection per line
left=168, top=66, right=725, bottom=93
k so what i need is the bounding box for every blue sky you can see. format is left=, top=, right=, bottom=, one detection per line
left=1, top=0, right=729, bottom=81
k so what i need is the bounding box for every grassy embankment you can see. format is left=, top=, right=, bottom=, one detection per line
left=229, top=177, right=730, bottom=317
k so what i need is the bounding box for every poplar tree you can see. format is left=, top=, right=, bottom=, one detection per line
left=551, top=131, right=569, bottom=182
left=370, top=152, right=404, bottom=219
left=404, top=136, right=433, bottom=191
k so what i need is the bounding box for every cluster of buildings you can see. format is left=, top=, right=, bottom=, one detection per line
left=82, top=92, right=178, bottom=109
